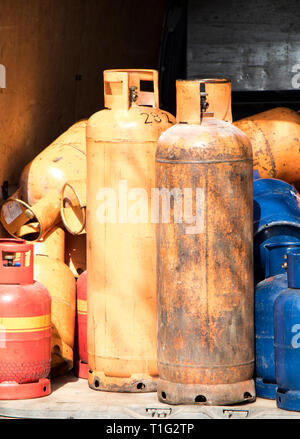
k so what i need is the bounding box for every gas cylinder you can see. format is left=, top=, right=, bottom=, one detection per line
left=86, top=69, right=175, bottom=392
left=274, top=250, right=300, bottom=411
left=255, top=270, right=288, bottom=399
left=234, top=107, right=300, bottom=190
left=253, top=178, right=300, bottom=284
left=0, top=239, right=51, bottom=399
left=0, top=120, right=87, bottom=241
left=156, top=79, right=255, bottom=405
left=32, top=226, right=76, bottom=377
left=75, top=270, right=87, bottom=378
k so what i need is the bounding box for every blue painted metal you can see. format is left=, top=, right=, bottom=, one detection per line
left=255, top=273, right=287, bottom=399
left=274, top=250, right=300, bottom=411
left=253, top=169, right=260, bottom=180
left=253, top=178, right=300, bottom=284
left=263, top=242, right=300, bottom=279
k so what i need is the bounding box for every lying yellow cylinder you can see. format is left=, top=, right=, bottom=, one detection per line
left=34, top=225, right=65, bottom=262
left=0, top=120, right=87, bottom=241
left=234, top=107, right=300, bottom=189
left=86, top=69, right=175, bottom=392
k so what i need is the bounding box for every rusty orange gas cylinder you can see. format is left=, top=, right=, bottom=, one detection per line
left=156, top=80, right=255, bottom=405
left=0, top=239, right=51, bottom=399
left=86, top=69, right=175, bottom=392
left=74, top=270, right=87, bottom=378
left=234, top=107, right=300, bottom=189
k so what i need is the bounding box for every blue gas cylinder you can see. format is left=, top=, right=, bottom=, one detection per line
left=255, top=273, right=287, bottom=399
left=274, top=250, right=300, bottom=411
left=254, top=178, right=300, bottom=284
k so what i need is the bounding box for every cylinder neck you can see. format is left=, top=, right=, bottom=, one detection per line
left=103, top=69, right=159, bottom=111
left=287, top=250, right=300, bottom=289
left=176, top=78, right=232, bottom=124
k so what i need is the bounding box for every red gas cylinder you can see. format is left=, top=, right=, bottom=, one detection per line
left=0, top=239, right=51, bottom=399
left=74, top=270, right=87, bottom=379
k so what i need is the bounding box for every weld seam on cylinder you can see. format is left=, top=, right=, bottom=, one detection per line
left=158, top=360, right=254, bottom=368
left=91, top=355, right=158, bottom=361
left=59, top=144, right=87, bottom=155
left=178, top=79, right=230, bottom=84
left=87, top=139, right=156, bottom=144
left=155, top=158, right=253, bottom=164
left=205, top=166, right=210, bottom=350
left=254, top=221, right=300, bottom=235
left=251, top=120, right=276, bottom=176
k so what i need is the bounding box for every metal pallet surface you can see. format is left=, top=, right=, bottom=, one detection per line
left=0, top=374, right=299, bottom=419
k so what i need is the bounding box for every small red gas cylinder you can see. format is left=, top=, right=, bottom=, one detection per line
left=0, top=239, right=51, bottom=399
left=74, top=270, right=87, bottom=378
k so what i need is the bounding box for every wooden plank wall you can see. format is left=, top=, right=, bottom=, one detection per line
left=0, top=0, right=166, bottom=187
left=187, top=0, right=300, bottom=91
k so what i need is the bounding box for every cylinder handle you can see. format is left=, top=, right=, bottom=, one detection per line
left=0, top=239, right=34, bottom=285
left=103, top=69, right=159, bottom=110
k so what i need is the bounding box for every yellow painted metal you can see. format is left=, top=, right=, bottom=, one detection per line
left=86, top=69, right=175, bottom=392
left=0, top=314, right=51, bottom=332
left=0, top=120, right=87, bottom=241
left=234, top=107, right=300, bottom=189
left=60, top=179, right=86, bottom=235
left=28, top=225, right=76, bottom=376
left=34, top=225, right=65, bottom=261
left=34, top=255, right=76, bottom=376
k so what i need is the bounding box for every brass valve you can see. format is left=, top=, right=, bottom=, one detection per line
left=282, top=254, right=288, bottom=270
left=129, top=86, right=138, bottom=104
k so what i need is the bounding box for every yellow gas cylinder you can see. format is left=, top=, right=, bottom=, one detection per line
left=32, top=226, right=76, bottom=376
left=0, top=120, right=87, bottom=241
left=234, top=107, right=300, bottom=189
left=86, top=69, right=175, bottom=392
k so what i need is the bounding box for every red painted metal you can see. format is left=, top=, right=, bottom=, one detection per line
left=0, top=239, right=52, bottom=399
left=74, top=270, right=88, bottom=379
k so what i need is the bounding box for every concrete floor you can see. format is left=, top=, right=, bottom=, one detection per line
left=0, top=373, right=300, bottom=419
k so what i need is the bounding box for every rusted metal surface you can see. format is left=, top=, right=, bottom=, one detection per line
left=86, top=69, right=175, bottom=392
left=234, top=107, right=300, bottom=190
left=156, top=80, right=255, bottom=405
left=88, top=371, right=157, bottom=393
left=158, top=379, right=255, bottom=406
